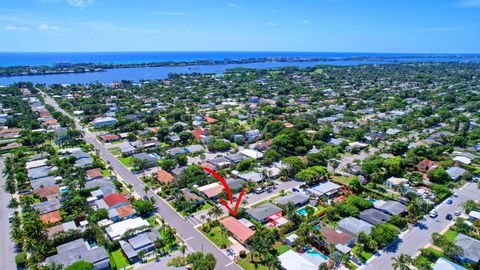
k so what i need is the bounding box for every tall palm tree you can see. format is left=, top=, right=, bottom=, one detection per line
left=208, top=203, right=224, bottom=222
left=179, top=244, right=187, bottom=258
left=264, top=253, right=281, bottom=270
left=391, top=254, right=412, bottom=270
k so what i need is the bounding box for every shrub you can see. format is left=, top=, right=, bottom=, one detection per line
left=239, top=250, right=247, bottom=258
left=15, top=252, right=27, bottom=268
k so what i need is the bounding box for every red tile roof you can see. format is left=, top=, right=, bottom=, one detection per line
left=33, top=186, right=60, bottom=199
left=192, top=130, right=206, bottom=140
left=40, top=210, right=62, bottom=224
left=104, top=194, right=129, bottom=208
left=86, top=168, right=103, bottom=179
left=157, top=170, right=174, bottom=184
left=220, top=217, right=254, bottom=243
left=45, top=119, right=58, bottom=125
left=115, top=205, right=135, bottom=219
left=319, top=226, right=354, bottom=245
left=205, top=117, right=218, bottom=124
left=101, top=134, right=120, bottom=142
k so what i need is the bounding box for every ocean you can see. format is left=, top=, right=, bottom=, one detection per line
left=0, top=51, right=479, bottom=85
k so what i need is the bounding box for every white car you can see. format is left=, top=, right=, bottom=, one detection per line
left=454, top=210, right=461, bottom=216
left=8, top=213, right=14, bottom=223
left=429, top=211, right=438, bottom=218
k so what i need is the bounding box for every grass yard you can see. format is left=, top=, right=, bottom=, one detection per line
left=119, top=156, right=133, bottom=167
left=275, top=244, right=291, bottom=255
left=102, top=169, right=110, bottom=176
left=194, top=202, right=213, bottom=213
left=238, top=256, right=268, bottom=270
left=443, top=230, right=458, bottom=242
left=110, top=249, right=130, bottom=269
left=331, top=175, right=354, bottom=186
left=202, top=226, right=231, bottom=248
left=352, top=245, right=373, bottom=263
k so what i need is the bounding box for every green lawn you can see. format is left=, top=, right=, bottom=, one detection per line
left=194, top=202, right=213, bottom=213
left=352, top=245, right=373, bottom=263
left=102, top=169, right=110, bottom=177
left=202, top=226, right=231, bottom=248
left=110, top=250, right=130, bottom=269
left=238, top=256, right=268, bottom=270
left=443, top=230, right=458, bottom=242
left=275, top=244, right=291, bottom=255
left=331, top=175, right=354, bottom=186
left=119, top=156, right=133, bottom=167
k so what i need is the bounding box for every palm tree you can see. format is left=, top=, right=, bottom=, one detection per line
left=391, top=254, right=412, bottom=270
left=208, top=203, right=224, bottom=222
left=143, top=185, right=150, bottom=198
left=264, top=253, right=281, bottom=270
left=179, top=244, right=187, bottom=258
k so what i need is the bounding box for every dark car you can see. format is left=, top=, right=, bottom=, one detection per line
left=446, top=214, right=453, bottom=220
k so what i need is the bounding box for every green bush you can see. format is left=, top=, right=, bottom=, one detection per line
left=65, top=261, right=94, bottom=270
left=15, top=252, right=27, bottom=268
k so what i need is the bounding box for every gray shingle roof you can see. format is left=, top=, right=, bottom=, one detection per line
left=376, top=201, right=407, bottom=215
left=33, top=199, right=61, bottom=214
left=337, top=217, right=373, bottom=236
left=45, top=239, right=110, bottom=269
left=359, top=208, right=391, bottom=225
left=246, top=203, right=282, bottom=222
left=274, top=193, right=309, bottom=206
left=455, top=233, right=480, bottom=263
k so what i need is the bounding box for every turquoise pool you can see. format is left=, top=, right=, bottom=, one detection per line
left=306, top=250, right=329, bottom=260
left=368, top=198, right=377, bottom=203
left=60, top=186, right=69, bottom=193
left=297, top=207, right=308, bottom=216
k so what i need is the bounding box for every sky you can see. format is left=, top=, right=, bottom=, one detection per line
left=0, top=0, right=479, bottom=53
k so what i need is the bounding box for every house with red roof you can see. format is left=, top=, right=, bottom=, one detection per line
left=86, top=168, right=103, bottom=180
left=192, top=129, right=207, bottom=140
left=220, top=217, right=255, bottom=243
left=204, top=116, right=218, bottom=124
left=101, top=134, right=120, bottom=143
left=104, top=193, right=130, bottom=209
left=156, top=170, right=174, bottom=184
left=416, top=159, right=437, bottom=173
left=40, top=210, right=62, bottom=224
left=33, top=186, right=61, bottom=201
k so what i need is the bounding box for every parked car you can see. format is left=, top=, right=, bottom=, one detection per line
left=454, top=210, right=461, bottom=216
left=447, top=198, right=453, bottom=204
left=255, top=188, right=264, bottom=194
left=292, top=188, right=300, bottom=192
left=446, top=214, right=453, bottom=220
left=8, top=213, right=14, bottom=223
left=429, top=211, right=438, bottom=218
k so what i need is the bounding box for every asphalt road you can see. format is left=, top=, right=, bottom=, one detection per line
left=0, top=157, right=17, bottom=270
left=363, top=182, right=480, bottom=270
left=41, top=91, right=242, bottom=270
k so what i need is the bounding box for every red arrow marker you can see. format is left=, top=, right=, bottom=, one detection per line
left=202, top=167, right=233, bottom=204
left=202, top=167, right=245, bottom=217
left=219, top=188, right=245, bottom=217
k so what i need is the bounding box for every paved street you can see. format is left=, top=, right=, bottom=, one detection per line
left=363, top=182, right=480, bottom=270
left=0, top=157, right=17, bottom=270
left=41, top=91, right=242, bottom=270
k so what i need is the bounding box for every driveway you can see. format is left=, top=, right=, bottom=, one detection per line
left=0, top=157, right=17, bottom=270
left=41, top=91, right=242, bottom=270
left=363, top=182, right=480, bottom=270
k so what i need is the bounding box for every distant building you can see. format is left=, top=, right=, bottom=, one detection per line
left=92, top=117, right=118, bottom=128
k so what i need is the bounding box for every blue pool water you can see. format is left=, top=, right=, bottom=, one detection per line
left=60, top=187, right=69, bottom=193
left=313, top=225, right=322, bottom=230
left=368, top=198, right=377, bottom=203
left=150, top=153, right=159, bottom=159
left=306, top=250, right=329, bottom=261
left=297, top=208, right=308, bottom=216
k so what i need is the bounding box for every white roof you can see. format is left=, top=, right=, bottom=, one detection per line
left=197, top=182, right=221, bottom=192
left=432, top=257, right=467, bottom=270
left=26, top=159, right=48, bottom=169
left=386, top=177, right=409, bottom=186
left=240, top=149, right=264, bottom=159
left=106, top=217, right=149, bottom=240
left=278, top=250, right=317, bottom=270
left=469, top=210, right=480, bottom=219
left=453, top=156, right=471, bottom=165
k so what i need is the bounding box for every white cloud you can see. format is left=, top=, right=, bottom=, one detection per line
left=4, top=25, right=28, bottom=31
left=67, top=0, right=95, bottom=7
left=456, top=0, right=480, bottom=7
left=302, top=20, right=310, bottom=24
left=38, top=23, right=60, bottom=30
left=267, top=22, right=277, bottom=26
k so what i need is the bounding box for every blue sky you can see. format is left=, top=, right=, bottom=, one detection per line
left=0, top=0, right=479, bottom=53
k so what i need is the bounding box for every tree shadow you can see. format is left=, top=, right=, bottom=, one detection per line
left=383, top=238, right=403, bottom=253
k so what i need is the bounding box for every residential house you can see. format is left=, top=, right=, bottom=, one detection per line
left=45, top=238, right=110, bottom=270
left=376, top=200, right=407, bottom=216
left=306, top=181, right=341, bottom=198
left=156, top=170, right=175, bottom=184
left=86, top=168, right=104, bottom=181
left=455, top=233, right=480, bottom=264
left=319, top=226, right=355, bottom=246
left=274, top=193, right=309, bottom=207
left=359, top=208, right=391, bottom=225
left=237, top=171, right=264, bottom=183
left=120, top=231, right=159, bottom=263
left=105, top=217, right=150, bottom=240
left=246, top=203, right=286, bottom=226
left=197, top=182, right=224, bottom=199
left=416, top=160, right=437, bottom=173
left=33, top=186, right=61, bottom=201
left=337, top=217, right=373, bottom=236
left=220, top=217, right=254, bottom=243
left=384, top=177, right=409, bottom=190
left=92, top=117, right=118, bottom=128
left=225, top=178, right=246, bottom=193
left=278, top=250, right=325, bottom=270
left=446, top=167, right=466, bottom=181
left=132, top=153, right=157, bottom=167
left=432, top=258, right=468, bottom=270
left=101, top=134, right=120, bottom=143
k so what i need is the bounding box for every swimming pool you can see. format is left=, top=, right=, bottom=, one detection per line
left=60, top=186, right=69, bottom=193
left=368, top=198, right=377, bottom=203
left=306, top=250, right=329, bottom=261
left=297, top=207, right=308, bottom=216
left=150, top=153, right=159, bottom=159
